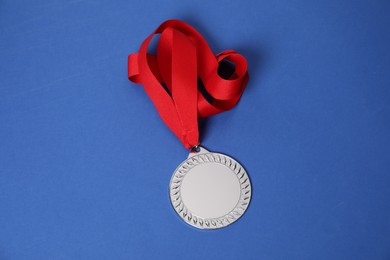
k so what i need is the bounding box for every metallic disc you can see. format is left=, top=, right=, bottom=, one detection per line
left=169, top=146, right=251, bottom=229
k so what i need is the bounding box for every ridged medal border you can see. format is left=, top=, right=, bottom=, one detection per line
left=169, top=152, right=251, bottom=229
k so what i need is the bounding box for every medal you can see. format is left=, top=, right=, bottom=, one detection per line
left=170, top=146, right=251, bottom=229
left=128, top=20, right=251, bottom=229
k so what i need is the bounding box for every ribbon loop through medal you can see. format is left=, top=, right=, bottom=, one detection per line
left=128, top=20, right=249, bottom=149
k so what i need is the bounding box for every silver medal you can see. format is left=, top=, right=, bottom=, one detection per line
left=169, top=146, right=251, bottom=229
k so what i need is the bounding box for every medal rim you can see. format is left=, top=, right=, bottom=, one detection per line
left=169, top=148, right=251, bottom=230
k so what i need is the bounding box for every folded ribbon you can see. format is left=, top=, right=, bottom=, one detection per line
left=128, top=20, right=249, bottom=149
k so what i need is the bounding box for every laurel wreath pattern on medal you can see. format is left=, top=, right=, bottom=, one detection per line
left=170, top=152, right=251, bottom=229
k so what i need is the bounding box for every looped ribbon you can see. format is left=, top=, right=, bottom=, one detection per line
left=128, top=20, right=249, bottom=149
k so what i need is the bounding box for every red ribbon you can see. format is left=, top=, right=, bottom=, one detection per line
left=128, top=20, right=249, bottom=149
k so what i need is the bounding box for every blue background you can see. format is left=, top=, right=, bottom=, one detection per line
left=1, top=0, right=390, bottom=259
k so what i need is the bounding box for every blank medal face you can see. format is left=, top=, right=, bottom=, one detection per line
left=169, top=147, right=251, bottom=229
